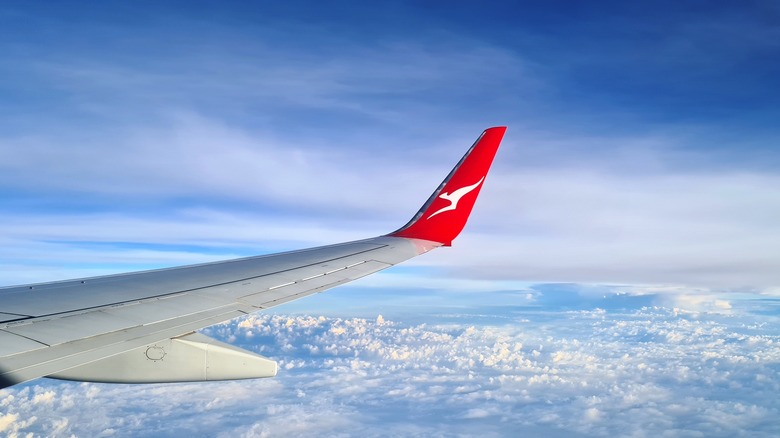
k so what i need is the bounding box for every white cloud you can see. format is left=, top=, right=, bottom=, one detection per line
left=426, top=165, right=780, bottom=290
left=1, top=16, right=776, bottom=292
left=3, top=305, right=778, bottom=437
left=0, top=413, right=18, bottom=433
left=0, top=0, right=779, bottom=298
left=31, top=391, right=54, bottom=406
left=3, top=123, right=779, bottom=291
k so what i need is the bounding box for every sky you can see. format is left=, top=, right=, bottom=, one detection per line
left=1, top=0, right=780, bottom=436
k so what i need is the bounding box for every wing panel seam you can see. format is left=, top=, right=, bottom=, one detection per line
left=0, top=244, right=389, bottom=327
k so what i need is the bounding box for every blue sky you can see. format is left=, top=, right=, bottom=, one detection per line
left=1, top=1, right=780, bottom=436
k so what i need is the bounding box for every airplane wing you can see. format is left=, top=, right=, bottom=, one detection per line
left=0, top=126, right=506, bottom=389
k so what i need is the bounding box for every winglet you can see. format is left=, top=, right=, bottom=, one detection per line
left=388, top=126, right=506, bottom=246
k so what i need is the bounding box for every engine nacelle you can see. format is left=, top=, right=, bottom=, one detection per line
left=48, top=332, right=277, bottom=383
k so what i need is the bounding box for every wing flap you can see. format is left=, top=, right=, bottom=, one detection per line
left=238, top=260, right=391, bottom=307
left=0, top=331, right=47, bottom=356
left=4, top=310, right=142, bottom=346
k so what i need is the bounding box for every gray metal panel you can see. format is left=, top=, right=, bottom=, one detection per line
left=3, top=258, right=394, bottom=347
left=5, top=310, right=142, bottom=346
left=0, top=313, right=29, bottom=323
left=263, top=278, right=356, bottom=308
left=0, top=331, right=47, bottom=356
left=0, top=241, right=387, bottom=317
left=238, top=260, right=391, bottom=307
left=0, top=236, right=435, bottom=388
left=239, top=273, right=343, bottom=307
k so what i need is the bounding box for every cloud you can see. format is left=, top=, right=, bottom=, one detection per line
left=31, top=391, right=55, bottom=406
left=421, top=163, right=780, bottom=290
left=3, top=303, right=779, bottom=437
left=0, top=413, right=18, bottom=433
left=1, top=4, right=779, bottom=293
left=3, top=112, right=779, bottom=291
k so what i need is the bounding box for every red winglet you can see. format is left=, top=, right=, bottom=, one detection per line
left=388, top=126, right=506, bottom=246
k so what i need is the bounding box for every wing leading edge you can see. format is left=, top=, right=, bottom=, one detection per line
left=0, top=126, right=506, bottom=389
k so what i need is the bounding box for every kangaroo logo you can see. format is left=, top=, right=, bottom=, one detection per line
left=427, top=177, right=485, bottom=220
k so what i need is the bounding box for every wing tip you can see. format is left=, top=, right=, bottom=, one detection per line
left=388, top=126, right=506, bottom=245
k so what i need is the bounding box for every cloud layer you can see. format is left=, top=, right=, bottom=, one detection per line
left=2, top=303, right=779, bottom=437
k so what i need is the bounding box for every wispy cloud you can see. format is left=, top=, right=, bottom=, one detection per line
left=2, top=2, right=778, bottom=292
left=3, top=114, right=779, bottom=290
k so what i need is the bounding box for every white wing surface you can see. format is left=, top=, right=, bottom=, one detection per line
left=0, top=127, right=506, bottom=389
